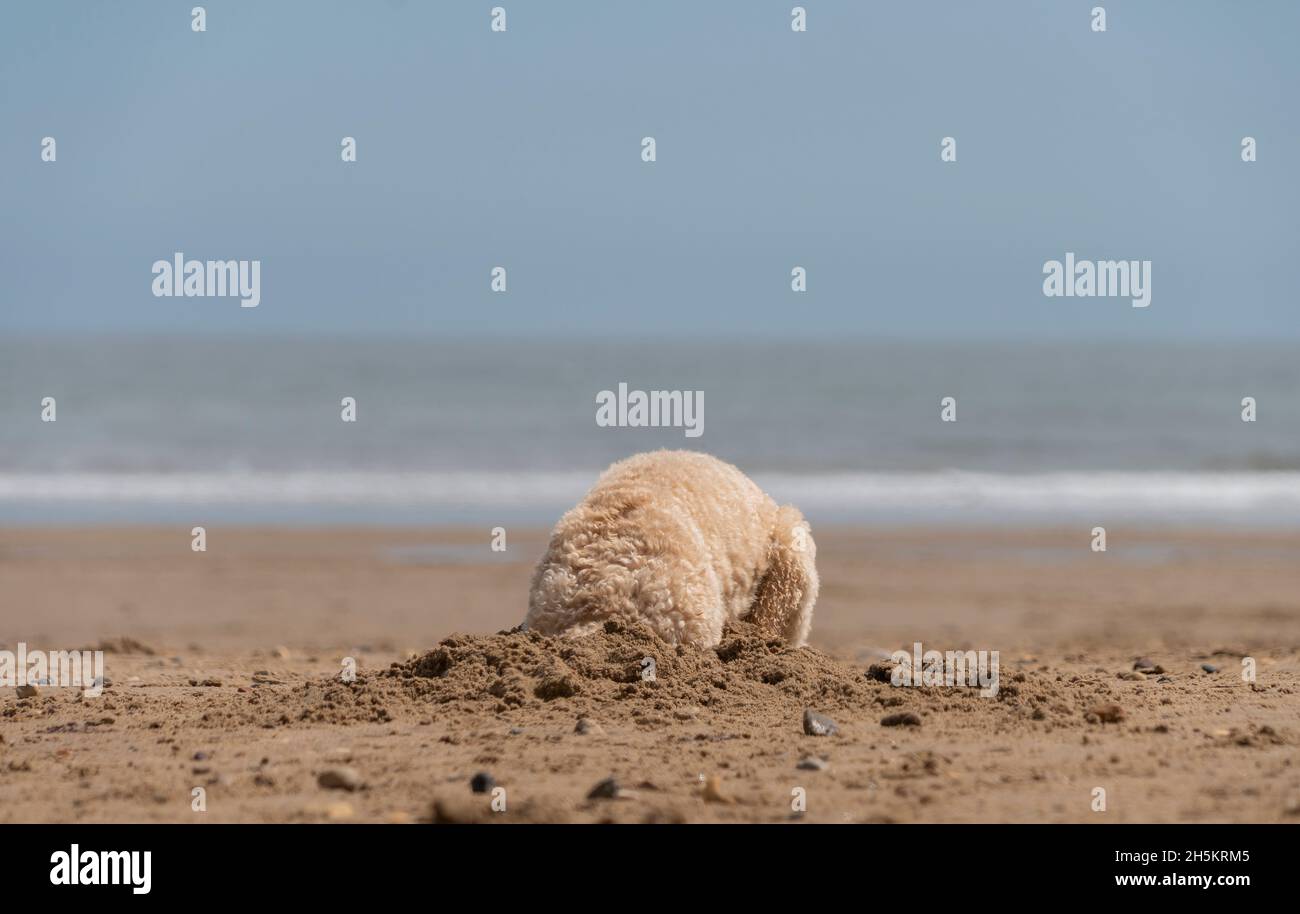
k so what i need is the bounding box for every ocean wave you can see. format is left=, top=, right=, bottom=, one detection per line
left=1, top=470, right=1299, bottom=523
left=759, top=470, right=1300, bottom=516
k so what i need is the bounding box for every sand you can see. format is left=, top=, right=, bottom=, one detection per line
left=1, top=525, right=1298, bottom=823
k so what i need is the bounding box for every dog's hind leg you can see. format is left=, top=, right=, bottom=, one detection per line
left=745, top=506, right=819, bottom=646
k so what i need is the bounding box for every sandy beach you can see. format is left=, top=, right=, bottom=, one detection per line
left=2, top=524, right=1297, bottom=824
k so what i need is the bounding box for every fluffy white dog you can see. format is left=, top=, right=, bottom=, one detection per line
left=525, top=450, right=818, bottom=648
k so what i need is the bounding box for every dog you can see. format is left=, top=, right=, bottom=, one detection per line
left=524, top=450, right=818, bottom=648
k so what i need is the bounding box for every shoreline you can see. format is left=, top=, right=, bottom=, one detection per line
left=4, top=468, right=1300, bottom=529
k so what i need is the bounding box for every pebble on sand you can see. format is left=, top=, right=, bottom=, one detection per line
left=15, top=685, right=40, bottom=699
left=587, top=777, right=626, bottom=800
left=318, top=767, right=364, bottom=791
left=803, top=708, right=839, bottom=736
left=881, top=711, right=922, bottom=727
left=470, top=771, right=496, bottom=794
left=574, top=717, right=605, bottom=736
left=324, top=801, right=354, bottom=820
left=865, top=663, right=896, bottom=684
left=797, top=756, right=830, bottom=771
left=1201, top=664, right=1220, bottom=673
left=431, top=796, right=481, bottom=824
left=701, top=775, right=734, bottom=804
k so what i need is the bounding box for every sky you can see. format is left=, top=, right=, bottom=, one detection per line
left=1, top=0, right=1297, bottom=340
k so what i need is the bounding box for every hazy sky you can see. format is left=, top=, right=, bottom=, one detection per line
left=2, top=1, right=1296, bottom=339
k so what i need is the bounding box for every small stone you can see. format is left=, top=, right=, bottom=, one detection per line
left=1088, top=704, right=1125, bottom=724
left=431, top=796, right=481, bottom=824
left=1201, top=664, right=1220, bottom=674
left=1157, top=676, right=1172, bottom=683
left=797, top=756, right=829, bottom=771
left=192, top=751, right=210, bottom=761
left=701, top=775, right=733, bottom=804
left=15, top=685, right=39, bottom=699
left=470, top=771, right=495, bottom=794
left=1118, top=671, right=1144, bottom=681
left=587, top=777, right=624, bottom=800
left=803, top=708, right=839, bottom=736
left=1133, top=658, right=1156, bottom=671
left=881, top=711, right=922, bottom=727
left=324, top=801, right=353, bottom=820
left=574, top=717, right=604, bottom=736
left=865, top=663, right=896, bottom=684
left=318, top=766, right=364, bottom=791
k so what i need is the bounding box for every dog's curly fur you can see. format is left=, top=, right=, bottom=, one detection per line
left=525, top=450, right=818, bottom=648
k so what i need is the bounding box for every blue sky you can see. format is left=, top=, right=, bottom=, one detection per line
left=2, top=1, right=1296, bottom=339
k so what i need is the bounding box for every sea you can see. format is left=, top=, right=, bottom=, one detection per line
left=2, top=337, right=1298, bottom=527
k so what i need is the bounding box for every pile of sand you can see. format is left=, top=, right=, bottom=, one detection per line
left=388, top=619, right=871, bottom=716
left=256, top=620, right=1278, bottom=754
left=279, top=620, right=875, bottom=728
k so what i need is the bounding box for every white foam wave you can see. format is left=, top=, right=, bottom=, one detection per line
left=1, top=470, right=1298, bottom=522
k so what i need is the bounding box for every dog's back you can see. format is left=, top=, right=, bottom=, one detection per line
left=525, top=450, right=812, bottom=647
